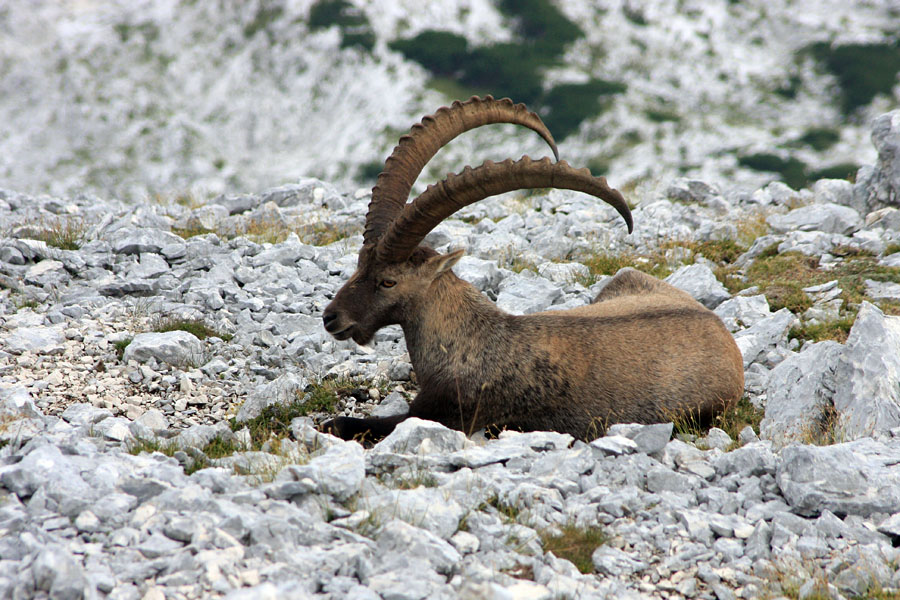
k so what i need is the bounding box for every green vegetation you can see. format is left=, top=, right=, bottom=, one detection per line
left=645, top=108, right=681, bottom=123
left=789, top=316, right=855, bottom=344
left=738, top=153, right=809, bottom=190
left=114, top=338, right=132, bottom=359
left=230, top=377, right=389, bottom=450
left=153, top=316, right=232, bottom=341
left=243, top=5, right=284, bottom=39
left=573, top=247, right=672, bottom=287
left=542, top=79, right=627, bottom=139
left=497, top=0, right=582, bottom=57
left=308, top=0, right=375, bottom=51
left=389, top=1, right=624, bottom=140
left=810, top=41, right=900, bottom=114
left=357, top=160, right=384, bottom=183
left=673, top=396, right=764, bottom=449
left=540, top=524, right=608, bottom=574
left=792, top=127, right=840, bottom=151
left=735, top=246, right=900, bottom=316
left=171, top=213, right=353, bottom=247
left=390, top=31, right=469, bottom=76
left=808, top=163, right=859, bottom=183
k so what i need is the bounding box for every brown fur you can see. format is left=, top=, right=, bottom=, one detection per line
left=322, top=253, right=744, bottom=441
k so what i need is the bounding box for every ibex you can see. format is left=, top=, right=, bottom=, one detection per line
left=322, top=96, right=744, bottom=441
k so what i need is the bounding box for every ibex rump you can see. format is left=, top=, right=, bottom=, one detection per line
left=322, top=96, right=744, bottom=441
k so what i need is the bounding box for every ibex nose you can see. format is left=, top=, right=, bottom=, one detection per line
left=322, top=310, right=338, bottom=331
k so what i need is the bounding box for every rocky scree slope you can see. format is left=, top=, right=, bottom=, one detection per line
left=1, top=113, right=900, bottom=598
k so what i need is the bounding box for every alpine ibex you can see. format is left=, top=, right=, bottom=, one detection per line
left=322, top=96, right=744, bottom=441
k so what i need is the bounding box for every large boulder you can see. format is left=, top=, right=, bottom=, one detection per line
left=853, top=110, right=900, bottom=213
left=760, top=341, right=843, bottom=445
left=832, top=302, right=900, bottom=438
left=777, top=438, right=900, bottom=517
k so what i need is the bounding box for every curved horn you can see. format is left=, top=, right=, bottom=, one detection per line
left=376, top=156, right=633, bottom=263
left=364, top=96, right=559, bottom=247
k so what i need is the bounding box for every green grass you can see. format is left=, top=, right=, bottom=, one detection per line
left=540, top=524, right=608, bottom=574
left=672, top=396, right=764, bottom=450
left=572, top=248, right=672, bottom=287
left=127, top=436, right=178, bottom=457
left=171, top=225, right=215, bottom=239
left=231, top=377, right=388, bottom=450
left=729, top=245, right=900, bottom=322
left=789, top=316, right=856, bottom=344
left=114, top=338, right=132, bottom=359
left=153, top=317, right=232, bottom=341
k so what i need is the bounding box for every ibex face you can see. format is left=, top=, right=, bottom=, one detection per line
left=322, top=246, right=463, bottom=345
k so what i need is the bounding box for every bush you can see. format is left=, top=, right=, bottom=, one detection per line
left=309, top=0, right=374, bottom=51
left=738, top=153, right=809, bottom=190
left=810, top=42, right=900, bottom=114
left=497, top=0, right=582, bottom=56
left=795, top=127, right=840, bottom=151
left=541, top=79, right=626, bottom=139
left=809, top=163, right=858, bottom=182
left=461, top=44, right=546, bottom=105
left=390, top=31, right=469, bottom=76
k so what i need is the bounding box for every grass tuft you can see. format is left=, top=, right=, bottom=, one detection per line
left=29, top=217, right=88, bottom=250
left=153, top=316, right=233, bottom=341
left=789, top=316, right=855, bottom=344
left=230, top=377, right=388, bottom=450
left=540, top=523, right=608, bottom=574
left=672, top=396, right=764, bottom=450
left=114, top=338, right=133, bottom=359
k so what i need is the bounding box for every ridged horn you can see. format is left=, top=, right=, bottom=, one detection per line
left=375, top=156, right=633, bottom=263
left=363, top=96, right=559, bottom=247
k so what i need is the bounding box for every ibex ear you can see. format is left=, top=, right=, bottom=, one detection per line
left=426, top=249, right=465, bottom=277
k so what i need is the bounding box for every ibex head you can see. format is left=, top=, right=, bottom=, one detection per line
left=322, top=96, right=633, bottom=345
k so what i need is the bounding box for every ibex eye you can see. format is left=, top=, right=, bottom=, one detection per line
left=380, top=280, right=397, bottom=288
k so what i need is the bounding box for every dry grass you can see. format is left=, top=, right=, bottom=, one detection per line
left=672, top=396, right=764, bottom=450
left=540, top=523, right=609, bottom=574
left=28, top=217, right=88, bottom=250
left=732, top=245, right=900, bottom=323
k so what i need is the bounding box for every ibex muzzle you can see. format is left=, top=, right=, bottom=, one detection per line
left=322, top=96, right=743, bottom=441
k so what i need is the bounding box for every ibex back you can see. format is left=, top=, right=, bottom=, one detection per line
left=322, top=96, right=744, bottom=441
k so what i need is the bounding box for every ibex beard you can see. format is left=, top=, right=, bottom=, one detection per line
left=321, top=95, right=744, bottom=442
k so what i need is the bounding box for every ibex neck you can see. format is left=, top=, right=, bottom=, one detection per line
left=402, top=274, right=507, bottom=376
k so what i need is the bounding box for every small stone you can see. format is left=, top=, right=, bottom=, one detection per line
left=590, top=435, right=638, bottom=456
left=75, top=510, right=101, bottom=532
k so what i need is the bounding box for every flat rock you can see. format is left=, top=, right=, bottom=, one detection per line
left=373, top=418, right=467, bottom=455
left=665, top=263, right=731, bottom=309
left=2, top=325, right=65, bottom=355
left=714, top=295, right=771, bottom=332
left=122, top=331, right=203, bottom=367
left=865, top=279, right=900, bottom=302
left=496, top=271, right=562, bottom=314
left=767, top=202, right=862, bottom=235
left=777, top=438, right=900, bottom=517
left=109, top=227, right=185, bottom=255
